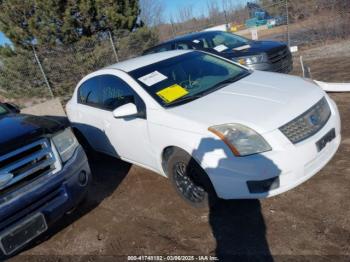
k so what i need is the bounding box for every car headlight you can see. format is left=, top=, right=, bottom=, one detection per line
left=234, top=54, right=267, bottom=65
left=208, top=124, right=272, bottom=156
left=52, top=128, right=79, bottom=163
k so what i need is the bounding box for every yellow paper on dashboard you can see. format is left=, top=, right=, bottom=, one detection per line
left=156, top=84, right=189, bottom=103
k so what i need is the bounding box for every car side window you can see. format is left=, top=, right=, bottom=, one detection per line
left=153, top=43, right=173, bottom=53
left=99, top=75, right=137, bottom=110
left=175, top=42, right=191, bottom=50
left=192, top=38, right=209, bottom=49
left=212, top=34, right=226, bottom=46
left=78, top=77, right=100, bottom=105
left=144, top=43, right=173, bottom=55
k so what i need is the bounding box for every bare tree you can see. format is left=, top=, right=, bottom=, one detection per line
left=206, top=0, right=223, bottom=25
left=177, top=5, right=194, bottom=23
left=229, top=4, right=249, bottom=24
left=221, top=0, right=237, bottom=14
left=140, top=0, right=165, bottom=26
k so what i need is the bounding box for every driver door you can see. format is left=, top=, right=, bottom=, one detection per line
left=96, top=74, right=156, bottom=169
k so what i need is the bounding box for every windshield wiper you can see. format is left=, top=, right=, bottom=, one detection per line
left=211, top=75, right=243, bottom=90
left=164, top=94, right=203, bottom=107
left=164, top=72, right=250, bottom=108
left=196, top=72, right=250, bottom=98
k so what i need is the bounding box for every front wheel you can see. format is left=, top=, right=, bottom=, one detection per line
left=166, top=149, right=218, bottom=208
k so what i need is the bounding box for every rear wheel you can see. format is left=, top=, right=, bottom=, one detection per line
left=166, top=149, right=218, bottom=208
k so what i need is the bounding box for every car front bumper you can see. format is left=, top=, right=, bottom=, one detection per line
left=201, top=97, right=341, bottom=199
left=0, top=146, right=91, bottom=256
left=248, top=56, right=293, bottom=73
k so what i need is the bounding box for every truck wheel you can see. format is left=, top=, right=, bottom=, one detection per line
left=166, top=149, right=218, bottom=208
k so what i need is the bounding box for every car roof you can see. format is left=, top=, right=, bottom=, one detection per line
left=173, top=30, right=222, bottom=41
left=105, top=50, right=192, bottom=72
left=150, top=30, right=223, bottom=48
left=142, top=31, right=227, bottom=54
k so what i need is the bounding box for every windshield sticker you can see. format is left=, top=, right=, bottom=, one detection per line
left=156, top=84, right=189, bottom=103
left=192, top=39, right=200, bottom=44
left=138, top=71, right=168, bottom=87
left=233, top=44, right=251, bottom=51
left=213, top=44, right=229, bottom=52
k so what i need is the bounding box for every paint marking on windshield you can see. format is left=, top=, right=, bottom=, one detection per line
left=138, top=71, right=168, bottom=86
left=156, top=84, right=189, bottom=103
left=213, top=44, right=229, bottom=52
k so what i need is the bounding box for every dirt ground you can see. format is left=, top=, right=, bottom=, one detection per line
left=10, top=46, right=350, bottom=261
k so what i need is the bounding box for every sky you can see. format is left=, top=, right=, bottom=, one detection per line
left=164, top=0, right=214, bottom=19
left=0, top=32, right=11, bottom=46
left=163, top=0, right=249, bottom=21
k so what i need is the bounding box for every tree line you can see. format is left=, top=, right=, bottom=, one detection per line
left=0, top=0, right=349, bottom=100
left=0, top=0, right=159, bottom=99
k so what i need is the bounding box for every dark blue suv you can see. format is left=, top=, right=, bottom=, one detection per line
left=0, top=102, right=91, bottom=256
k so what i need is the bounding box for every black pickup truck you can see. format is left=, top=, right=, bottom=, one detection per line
left=143, top=30, right=293, bottom=73
left=0, top=102, right=91, bottom=256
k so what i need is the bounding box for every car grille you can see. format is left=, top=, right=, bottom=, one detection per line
left=0, top=139, right=59, bottom=194
left=279, top=97, right=331, bottom=144
left=267, top=46, right=291, bottom=64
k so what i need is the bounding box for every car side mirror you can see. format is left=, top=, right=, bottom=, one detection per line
left=4, top=103, right=20, bottom=113
left=112, top=103, right=138, bottom=119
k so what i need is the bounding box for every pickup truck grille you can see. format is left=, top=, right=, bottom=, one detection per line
left=0, top=139, right=58, bottom=194
left=279, top=97, right=331, bottom=144
left=267, top=46, right=291, bottom=64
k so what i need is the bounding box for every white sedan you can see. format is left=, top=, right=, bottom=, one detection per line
left=67, top=50, right=341, bottom=207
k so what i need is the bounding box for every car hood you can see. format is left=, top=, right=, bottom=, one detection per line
left=160, top=71, right=325, bottom=134
left=218, top=40, right=287, bottom=58
left=0, top=114, right=67, bottom=155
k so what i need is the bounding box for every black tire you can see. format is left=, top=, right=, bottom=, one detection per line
left=166, top=149, right=218, bottom=208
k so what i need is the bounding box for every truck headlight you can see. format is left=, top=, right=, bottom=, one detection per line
left=52, top=128, right=79, bottom=163
left=209, top=124, right=272, bottom=156
left=234, top=54, right=267, bottom=65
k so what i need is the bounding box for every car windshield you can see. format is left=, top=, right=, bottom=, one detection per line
left=0, top=104, right=9, bottom=116
left=193, top=32, right=250, bottom=52
left=129, top=52, right=250, bottom=107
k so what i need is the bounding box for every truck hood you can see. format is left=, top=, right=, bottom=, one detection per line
left=165, top=71, right=325, bottom=134
left=0, top=114, right=67, bottom=155
left=217, top=40, right=287, bottom=58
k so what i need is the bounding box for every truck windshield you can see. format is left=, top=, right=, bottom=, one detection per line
left=0, top=104, right=9, bottom=116
left=129, top=52, right=250, bottom=107
left=200, top=31, right=250, bottom=51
